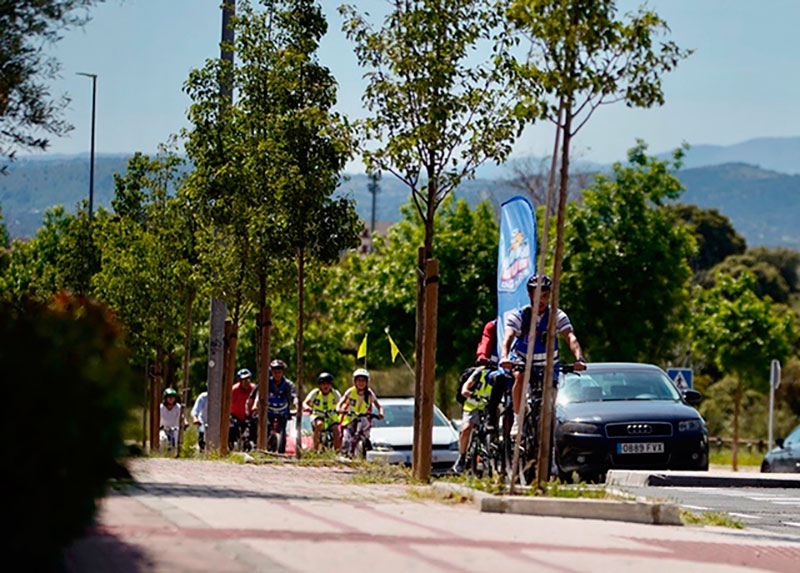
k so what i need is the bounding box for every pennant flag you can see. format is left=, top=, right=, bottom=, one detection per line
left=357, top=333, right=368, bottom=359
left=497, top=196, right=537, bottom=352
left=386, top=328, right=400, bottom=363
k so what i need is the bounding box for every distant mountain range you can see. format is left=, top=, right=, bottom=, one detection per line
left=1, top=136, right=799, bottom=250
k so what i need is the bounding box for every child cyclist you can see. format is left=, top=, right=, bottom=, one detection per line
left=302, top=372, right=343, bottom=451
left=336, top=368, right=384, bottom=456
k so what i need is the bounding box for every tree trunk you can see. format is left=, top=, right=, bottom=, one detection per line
left=412, top=246, right=426, bottom=475
left=219, top=320, right=238, bottom=456
left=295, top=249, right=305, bottom=459
left=256, top=274, right=271, bottom=450
left=537, top=103, right=573, bottom=489
left=176, top=289, right=195, bottom=457
left=732, top=377, right=742, bottom=471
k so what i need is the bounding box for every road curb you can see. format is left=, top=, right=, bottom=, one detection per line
left=430, top=482, right=681, bottom=525
left=606, top=470, right=800, bottom=489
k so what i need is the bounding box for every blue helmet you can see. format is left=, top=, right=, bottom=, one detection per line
left=237, top=368, right=252, bottom=379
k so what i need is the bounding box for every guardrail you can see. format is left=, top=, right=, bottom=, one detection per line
left=709, top=436, right=768, bottom=454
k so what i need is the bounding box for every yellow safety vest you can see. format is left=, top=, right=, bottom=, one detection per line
left=341, top=387, right=374, bottom=426
left=308, top=388, right=341, bottom=421
left=463, top=368, right=493, bottom=413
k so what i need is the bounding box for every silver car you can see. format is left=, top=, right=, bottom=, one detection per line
left=366, top=397, right=460, bottom=472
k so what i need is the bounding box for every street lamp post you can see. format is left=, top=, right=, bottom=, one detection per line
left=76, top=72, right=97, bottom=222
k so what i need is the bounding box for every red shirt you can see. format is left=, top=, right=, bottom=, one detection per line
left=231, top=382, right=254, bottom=421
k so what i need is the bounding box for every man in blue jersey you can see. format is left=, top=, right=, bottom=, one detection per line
left=499, top=274, right=586, bottom=435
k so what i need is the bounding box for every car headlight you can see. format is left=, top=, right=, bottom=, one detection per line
left=678, top=420, right=703, bottom=432
left=371, top=442, right=394, bottom=452
left=560, top=422, right=601, bottom=435
left=448, top=441, right=459, bottom=451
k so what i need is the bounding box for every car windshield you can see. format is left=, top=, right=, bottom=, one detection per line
left=372, top=403, right=450, bottom=428
left=557, top=369, right=682, bottom=404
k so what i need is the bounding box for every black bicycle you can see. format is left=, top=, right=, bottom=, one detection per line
left=512, top=363, right=576, bottom=486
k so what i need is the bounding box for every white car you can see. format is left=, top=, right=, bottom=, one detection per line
left=366, top=397, right=460, bottom=473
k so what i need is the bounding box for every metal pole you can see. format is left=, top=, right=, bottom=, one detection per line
left=768, top=381, right=774, bottom=451
left=76, top=73, right=97, bottom=222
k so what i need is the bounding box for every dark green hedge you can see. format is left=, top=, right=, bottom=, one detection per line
left=0, top=293, right=135, bottom=568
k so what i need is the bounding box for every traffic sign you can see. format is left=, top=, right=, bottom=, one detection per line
left=667, top=368, right=693, bottom=390
left=771, top=359, right=781, bottom=389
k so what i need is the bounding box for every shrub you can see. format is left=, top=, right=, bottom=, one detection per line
left=0, top=293, right=135, bottom=568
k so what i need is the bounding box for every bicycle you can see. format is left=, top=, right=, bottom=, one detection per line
left=343, top=412, right=380, bottom=459
left=512, top=363, right=576, bottom=486
left=267, top=414, right=289, bottom=454
left=464, top=407, right=495, bottom=478
left=229, top=416, right=255, bottom=452
left=159, top=425, right=180, bottom=450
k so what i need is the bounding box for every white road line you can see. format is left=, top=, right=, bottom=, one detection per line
left=783, top=522, right=800, bottom=528
left=771, top=501, right=800, bottom=505
left=728, top=513, right=763, bottom=520
left=681, top=504, right=710, bottom=511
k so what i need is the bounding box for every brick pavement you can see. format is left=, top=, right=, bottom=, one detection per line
left=62, top=458, right=800, bottom=572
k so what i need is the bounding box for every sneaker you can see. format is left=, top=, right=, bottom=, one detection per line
left=451, top=457, right=465, bottom=474
left=510, top=418, right=520, bottom=436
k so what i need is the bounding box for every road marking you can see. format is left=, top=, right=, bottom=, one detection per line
left=728, top=513, right=762, bottom=520
left=681, top=504, right=710, bottom=511
left=771, top=501, right=800, bottom=505
left=784, top=522, right=800, bottom=528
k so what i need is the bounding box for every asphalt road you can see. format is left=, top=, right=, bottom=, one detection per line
left=619, top=485, right=800, bottom=538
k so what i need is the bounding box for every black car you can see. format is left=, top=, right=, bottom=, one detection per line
left=555, top=362, right=709, bottom=482
left=761, top=424, right=800, bottom=473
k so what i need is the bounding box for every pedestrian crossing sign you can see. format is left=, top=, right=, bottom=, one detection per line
left=667, top=368, right=693, bottom=391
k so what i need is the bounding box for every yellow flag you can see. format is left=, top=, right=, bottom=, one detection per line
left=357, top=333, right=368, bottom=359
left=388, top=333, right=400, bottom=363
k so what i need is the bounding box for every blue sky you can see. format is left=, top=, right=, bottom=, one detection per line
left=36, top=0, right=800, bottom=172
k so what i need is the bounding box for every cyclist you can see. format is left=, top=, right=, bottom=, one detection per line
left=229, top=368, right=256, bottom=450
left=336, top=368, right=384, bottom=456
left=160, top=387, right=184, bottom=450
left=251, top=359, right=297, bottom=453
left=190, top=387, right=208, bottom=451
left=451, top=364, right=507, bottom=473
left=302, top=372, right=342, bottom=451
left=499, top=274, right=586, bottom=436
left=475, top=318, right=499, bottom=367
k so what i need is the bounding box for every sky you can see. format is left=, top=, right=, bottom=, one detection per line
left=31, top=0, right=800, bottom=172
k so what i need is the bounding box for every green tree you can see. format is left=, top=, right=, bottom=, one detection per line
left=669, top=204, right=746, bottom=279
left=331, top=197, right=499, bottom=414
left=561, top=143, right=695, bottom=362
left=341, top=0, right=519, bottom=478
left=708, top=253, right=791, bottom=304
left=692, top=272, right=797, bottom=469
left=0, top=1, right=105, bottom=165
left=93, top=151, right=197, bottom=385
left=0, top=203, right=100, bottom=300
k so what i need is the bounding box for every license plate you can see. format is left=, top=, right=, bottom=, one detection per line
left=617, top=442, right=664, bottom=454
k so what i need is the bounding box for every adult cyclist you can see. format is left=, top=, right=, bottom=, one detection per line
left=302, top=372, right=342, bottom=451
left=251, top=359, right=296, bottom=453
left=499, top=274, right=586, bottom=436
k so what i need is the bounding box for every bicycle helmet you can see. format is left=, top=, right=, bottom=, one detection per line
left=526, top=274, right=552, bottom=292
left=163, top=388, right=178, bottom=398
left=236, top=368, right=252, bottom=379
left=317, top=372, right=334, bottom=385
left=269, top=359, right=287, bottom=370
left=352, top=368, right=370, bottom=381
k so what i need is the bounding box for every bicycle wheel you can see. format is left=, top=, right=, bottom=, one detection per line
left=517, top=416, right=538, bottom=486
left=354, top=437, right=371, bottom=459
left=465, top=430, right=480, bottom=476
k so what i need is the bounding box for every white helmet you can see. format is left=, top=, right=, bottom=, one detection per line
left=353, top=368, right=370, bottom=381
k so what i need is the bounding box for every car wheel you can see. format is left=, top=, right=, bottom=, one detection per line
left=761, top=460, right=771, bottom=473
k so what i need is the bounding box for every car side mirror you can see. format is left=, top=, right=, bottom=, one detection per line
left=776, top=438, right=785, bottom=449
left=682, top=389, right=702, bottom=406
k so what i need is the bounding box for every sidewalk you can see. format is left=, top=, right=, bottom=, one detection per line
left=62, top=458, right=800, bottom=572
